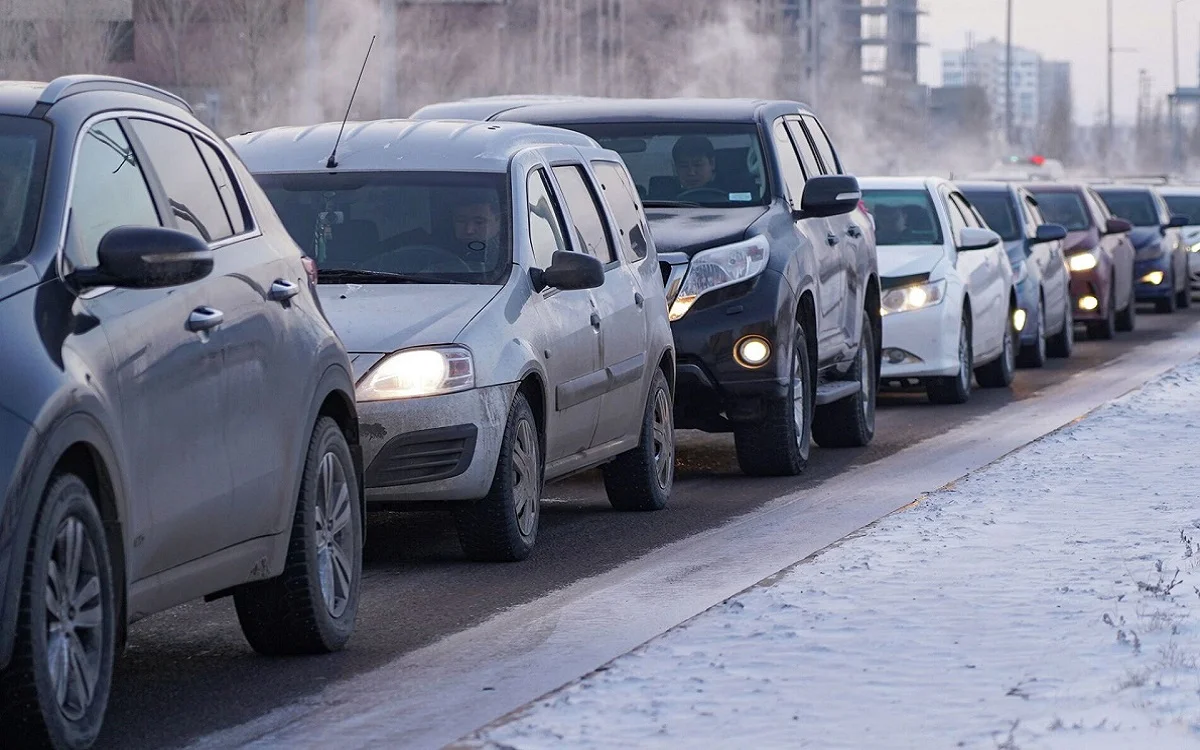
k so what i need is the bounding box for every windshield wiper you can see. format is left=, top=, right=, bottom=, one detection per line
left=641, top=200, right=703, bottom=208
left=317, top=268, right=456, bottom=284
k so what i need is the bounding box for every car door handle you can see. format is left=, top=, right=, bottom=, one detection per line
left=590, top=311, right=601, bottom=329
left=186, top=306, right=224, bottom=332
left=847, top=225, right=862, bottom=238
left=634, top=292, right=644, bottom=308
left=268, top=279, right=299, bottom=302
left=826, top=233, right=840, bottom=246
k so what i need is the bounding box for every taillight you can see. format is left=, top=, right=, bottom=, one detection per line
left=301, top=255, right=318, bottom=287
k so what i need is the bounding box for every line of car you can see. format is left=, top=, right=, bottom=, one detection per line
left=0, top=77, right=1195, bottom=750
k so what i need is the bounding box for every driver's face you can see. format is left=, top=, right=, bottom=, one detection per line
left=674, top=155, right=715, bottom=190
left=454, top=203, right=501, bottom=243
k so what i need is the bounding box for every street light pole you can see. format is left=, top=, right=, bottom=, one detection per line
left=1005, top=0, right=1013, bottom=148
left=1107, top=0, right=1114, bottom=175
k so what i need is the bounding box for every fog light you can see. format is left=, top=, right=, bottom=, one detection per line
left=1141, top=270, right=1165, bottom=285
left=1079, top=295, right=1099, bottom=311
left=885, top=348, right=906, bottom=364
left=735, top=336, right=771, bottom=368
left=1013, top=309, right=1027, bottom=331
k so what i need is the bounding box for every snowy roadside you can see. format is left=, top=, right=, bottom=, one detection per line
left=459, top=357, right=1200, bottom=750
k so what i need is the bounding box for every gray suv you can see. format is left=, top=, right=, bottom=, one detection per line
left=231, top=119, right=676, bottom=562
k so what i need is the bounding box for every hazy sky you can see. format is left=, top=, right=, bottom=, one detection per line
left=918, top=0, right=1200, bottom=123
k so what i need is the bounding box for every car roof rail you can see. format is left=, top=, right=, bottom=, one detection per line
left=33, top=74, right=194, bottom=116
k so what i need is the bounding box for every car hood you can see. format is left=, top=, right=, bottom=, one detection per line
left=1064, top=229, right=1098, bottom=254
left=1128, top=226, right=1163, bottom=252
left=317, top=283, right=502, bottom=356
left=645, top=206, right=769, bottom=255
left=878, top=245, right=945, bottom=280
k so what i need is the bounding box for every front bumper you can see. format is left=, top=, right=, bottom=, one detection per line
left=1014, top=275, right=1041, bottom=346
left=1134, top=255, right=1174, bottom=300
left=1068, top=270, right=1107, bottom=321
left=879, top=300, right=961, bottom=381
left=1188, top=251, right=1200, bottom=293
left=359, top=382, right=518, bottom=504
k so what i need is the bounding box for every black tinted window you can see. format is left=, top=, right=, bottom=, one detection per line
left=527, top=168, right=570, bottom=269
left=70, top=120, right=161, bottom=268
left=592, top=160, right=650, bottom=260
left=196, top=138, right=248, bottom=235
left=1164, top=195, right=1200, bottom=224
left=1028, top=191, right=1091, bottom=231
left=128, top=119, right=233, bottom=242
left=801, top=115, right=841, bottom=174
left=1095, top=190, right=1159, bottom=227
left=552, top=165, right=616, bottom=264
left=862, top=188, right=944, bottom=246
left=962, top=191, right=1021, bottom=241
left=772, top=120, right=808, bottom=208
left=257, top=170, right=510, bottom=284
left=784, top=120, right=822, bottom=178
left=0, top=115, right=50, bottom=265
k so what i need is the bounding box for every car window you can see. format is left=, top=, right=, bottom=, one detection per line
left=784, top=119, right=822, bottom=179
left=800, top=115, right=841, bottom=174
left=195, top=137, right=248, bottom=235
left=861, top=188, right=944, bottom=246
left=950, top=193, right=981, bottom=228
left=1163, top=194, right=1200, bottom=224
left=1029, top=190, right=1092, bottom=231
left=527, top=168, right=571, bottom=269
left=1020, top=194, right=1042, bottom=231
left=962, top=191, right=1021, bottom=241
left=1085, top=189, right=1111, bottom=221
left=1095, top=190, right=1160, bottom=227
left=592, top=159, right=650, bottom=261
left=69, top=119, right=161, bottom=268
left=128, top=119, right=233, bottom=242
left=0, top=115, right=50, bottom=265
left=942, top=189, right=968, bottom=239
left=551, top=164, right=616, bottom=264
left=771, top=120, right=807, bottom=208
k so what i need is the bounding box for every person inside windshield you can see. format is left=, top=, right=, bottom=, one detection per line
left=672, top=135, right=719, bottom=195
left=874, top=205, right=907, bottom=245
left=451, top=190, right=504, bottom=268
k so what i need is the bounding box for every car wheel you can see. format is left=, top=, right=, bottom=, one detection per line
left=0, top=474, right=116, bottom=750
left=812, top=310, right=877, bottom=448
left=975, top=305, right=1017, bottom=388
left=1178, top=283, right=1192, bottom=309
left=734, top=318, right=813, bottom=476
left=234, top=416, right=361, bottom=655
left=454, top=391, right=542, bottom=561
left=1087, top=293, right=1117, bottom=339
left=602, top=368, right=675, bottom=511
left=1047, top=291, right=1074, bottom=358
left=1117, top=279, right=1139, bottom=329
left=1016, top=296, right=1047, bottom=368
left=927, top=309, right=972, bottom=405
left=1155, top=275, right=1177, bottom=314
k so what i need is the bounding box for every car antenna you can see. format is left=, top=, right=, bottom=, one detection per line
left=326, top=34, right=376, bottom=170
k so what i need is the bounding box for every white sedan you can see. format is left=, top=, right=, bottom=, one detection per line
left=861, top=177, right=1018, bottom=404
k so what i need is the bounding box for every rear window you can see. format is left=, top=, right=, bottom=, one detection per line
left=1164, top=194, right=1200, bottom=225
left=1095, top=190, right=1159, bottom=227
left=961, top=190, right=1022, bottom=242
left=862, top=189, right=944, bottom=246
left=0, top=115, right=51, bottom=265
left=1027, top=191, right=1091, bottom=231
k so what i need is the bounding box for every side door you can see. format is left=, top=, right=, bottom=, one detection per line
left=127, top=116, right=309, bottom=545
left=940, top=187, right=994, bottom=358
left=954, top=191, right=1009, bottom=349
left=587, top=158, right=655, bottom=449
left=1086, top=188, right=1132, bottom=303
left=1156, top=192, right=1187, bottom=290
left=67, top=117, right=232, bottom=580
left=1022, top=191, right=1067, bottom=326
left=524, top=165, right=603, bottom=464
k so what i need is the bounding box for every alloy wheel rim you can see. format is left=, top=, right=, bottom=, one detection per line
left=315, top=450, right=354, bottom=618
left=512, top=418, right=540, bottom=537
left=792, top=348, right=806, bottom=444
left=45, top=514, right=103, bottom=722
left=652, top=387, right=674, bottom=489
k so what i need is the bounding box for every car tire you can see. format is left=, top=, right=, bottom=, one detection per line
left=1087, top=294, right=1117, bottom=339
left=812, top=311, right=877, bottom=448
left=454, top=391, right=542, bottom=561
left=1155, top=277, right=1177, bottom=314
left=975, top=305, right=1017, bottom=388
left=734, top=318, right=813, bottom=476
left=1047, top=291, right=1074, bottom=358
left=1117, top=280, right=1139, bottom=330
left=602, top=368, right=675, bottom=512
left=1016, top=296, right=1047, bottom=368
left=234, top=416, right=361, bottom=656
left=1177, top=284, right=1192, bottom=309
left=927, top=309, right=972, bottom=405
left=0, top=474, right=116, bottom=750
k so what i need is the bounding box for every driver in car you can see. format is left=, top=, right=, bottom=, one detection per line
left=672, top=135, right=719, bottom=197
left=452, top=190, right=504, bottom=269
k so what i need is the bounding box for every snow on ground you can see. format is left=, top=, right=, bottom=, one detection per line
left=463, top=358, right=1200, bottom=750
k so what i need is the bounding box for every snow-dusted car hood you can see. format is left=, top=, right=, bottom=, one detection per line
left=318, top=283, right=503, bottom=356
left=877, top=245, right=945, bottom=280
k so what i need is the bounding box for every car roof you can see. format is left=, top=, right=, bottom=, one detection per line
left=483, top=97, right=808, bottom=125
left=859, top=176, right=941, bottom=191
left=955, top=180, right=1015, bottom=194
left=228, top=118, right=603, bottom=174
left=410, top=95, right=596, bottom=121
left=1157, top=185, right=1200, bottom=195
left=1092, top=184, right=1156, bottom=193
left=1022, top=181, right=1088, bottom=193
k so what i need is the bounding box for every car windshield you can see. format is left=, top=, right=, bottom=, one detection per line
left=1164, top=194, right=1200, bottom=225
left=0, top=116, right=51, bottom=265
left=1027, top=191, right=1090, bottom=231
left=962, top=190, right=1022, bottom=241
left=554, top=122, right=770, bottom=208
left=1096, top=190, right=1158, bottom=227
left=861, top=189, right=944, bottom=246
left=254, top=171, right=511, bottom=284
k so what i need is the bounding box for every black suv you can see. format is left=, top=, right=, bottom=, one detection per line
left=0, top=76, right=363, bottom=749
left=412, top=98, right=880, bottom=476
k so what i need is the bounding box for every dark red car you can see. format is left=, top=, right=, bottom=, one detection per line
left=1023, top=182, right=1135, bottom=339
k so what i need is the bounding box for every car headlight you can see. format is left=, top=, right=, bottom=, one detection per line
left=880, top=279, right=947, bottom=315
left=669, top=236, right=770, bottom=321
left=1067, top=251, right=1098, bottom=272
left=1189, top=241, right=1200, bottom=253
left=356, top=346, right=475, bottom=401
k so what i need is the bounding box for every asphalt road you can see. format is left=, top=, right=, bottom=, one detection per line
left=100, top=303, right=1200, bottom=750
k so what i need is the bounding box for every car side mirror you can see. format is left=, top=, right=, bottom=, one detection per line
left=795, top=174, right=861, bottom=219
left=530, top=250, right=605, bottom=293
left=957, top=226, right=1001, bottom=251
left=1032, top=223, right=1067, bottom=244
left=68, top=225, right=213, bottom=290
left=1105, top=217, right=1133, bottom=235
left=1166, top=214, right=1189, bottom=229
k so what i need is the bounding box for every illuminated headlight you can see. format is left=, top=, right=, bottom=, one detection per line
left=1067, top=251, right=1098, bottom=272
left=1013, top=309, right=1027, bottom=331
left=669, top=236, right=770, bottom=321
left=356, top=346, right=474, bottom=401
left=1141, top=270, right=1165, bottom=285
left=881, top=279, right=947, bottom=315
left=1189, top=241, right=1200, bottom=253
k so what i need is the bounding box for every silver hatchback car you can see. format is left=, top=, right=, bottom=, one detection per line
left=230, top=119, right=676, bottom=561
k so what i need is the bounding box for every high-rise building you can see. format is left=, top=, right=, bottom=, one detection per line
left=943, top=39, right=1042, bottom=144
